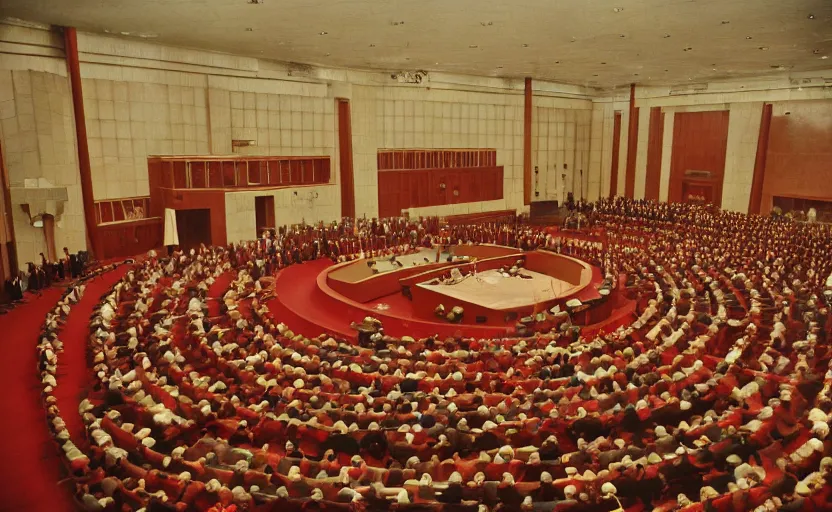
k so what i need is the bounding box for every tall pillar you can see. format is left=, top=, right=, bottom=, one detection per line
left=523, top=78, right=533, bottom=205
left=624, top=83, right=639, bottom=198
left=63, top=27, right=98, bottom=257
left=748, top=103, right=772, bottom=214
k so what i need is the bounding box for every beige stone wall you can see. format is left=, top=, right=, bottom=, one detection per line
left=0, top=67, right=86, bottom=265
left=2, top=19, right=831, bottom=260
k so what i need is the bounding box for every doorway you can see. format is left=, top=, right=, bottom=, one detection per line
left=176, top=209, right=212, bottom=251
left=255, top=195, right=275, bottom=238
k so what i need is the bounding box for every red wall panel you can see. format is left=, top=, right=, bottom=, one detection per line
left=760, top=100, right=832, bottom=213
left=376, top=149, right=504, bottom=218
left=624, top=107, right=639, bottom=198
left=644, top=107, right=664, bottom=201
left=669, top=110, right=730, bottom=206
left=97, top=218, right=163, bottom=260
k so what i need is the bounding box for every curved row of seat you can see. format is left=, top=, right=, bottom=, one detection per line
left=37, top=198, right=832, bottom=511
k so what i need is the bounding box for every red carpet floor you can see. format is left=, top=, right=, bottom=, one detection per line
left=0, top=266, right=128, bottom=512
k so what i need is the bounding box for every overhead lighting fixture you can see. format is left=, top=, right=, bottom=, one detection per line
left=613, top=7, right=624, bottom=12
left=807, top=14, right=815, bottom=19
left=822, top=56, right=829, bottom=60
left=759, top=46, right=769, bottom=51
left=746, top=36, right=753, bottom=40
left=319, top=31, right=328, bottom=35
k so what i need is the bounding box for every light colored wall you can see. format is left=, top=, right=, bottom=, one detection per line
left=353, top=86, right=527, bottom=218
left=531, top=97, right=592, bottom=204
left=586, top=102, right=614, bottom=201
left=3, top=19, right=831, bottom=260
left=224, top=185, right=340, bottom=244
left=0, top=63, right=87, bottom=265
left=599, top=75, right=832, bottom=212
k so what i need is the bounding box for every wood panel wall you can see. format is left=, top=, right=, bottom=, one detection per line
left=669, top=110, right=730, bottom=207
left=148, top=155, right=330, bottom=217
left=760, top=100, right=832, bottom=214
left=97, top=218, right=163, bottom=260
left=377, top=149, right=504, bottom=218
left=158, top=188, right=228, bottom=247
left=644, top=107, right=664, bottom=201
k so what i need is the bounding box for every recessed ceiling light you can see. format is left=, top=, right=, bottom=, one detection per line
left=807, top=14, right=815, bottom=19
left=712, top=67, right=717, bottom=71
left=822, top=55, right=829, bottom=60
left=613, top=7, right=624, bottom=12
left=435, top=62, right=439, bottom=65
left=746, top=36, right=753, bottom=40
left=759, top=46, right=769, bottom=51
left=319, top=31, right=328, bottom=35
left=469, top=44, right=478, bottom=49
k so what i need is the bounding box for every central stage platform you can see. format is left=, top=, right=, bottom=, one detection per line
left=266, top=249, right=635, bottom=341
left=417, top=269, right=577, bottom=309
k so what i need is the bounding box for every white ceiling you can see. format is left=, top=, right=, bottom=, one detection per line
left=4, top=0, right=832, bottom=87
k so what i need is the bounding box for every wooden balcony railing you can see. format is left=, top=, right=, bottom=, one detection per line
left=378, top=149, right=497, bottom=171
left=148, top=155, right=331, bottom=192
left=95, top=196, right=152, bottom=225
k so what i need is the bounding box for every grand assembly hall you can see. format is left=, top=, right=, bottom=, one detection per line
left=0, top=1, right=831, bottom=511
